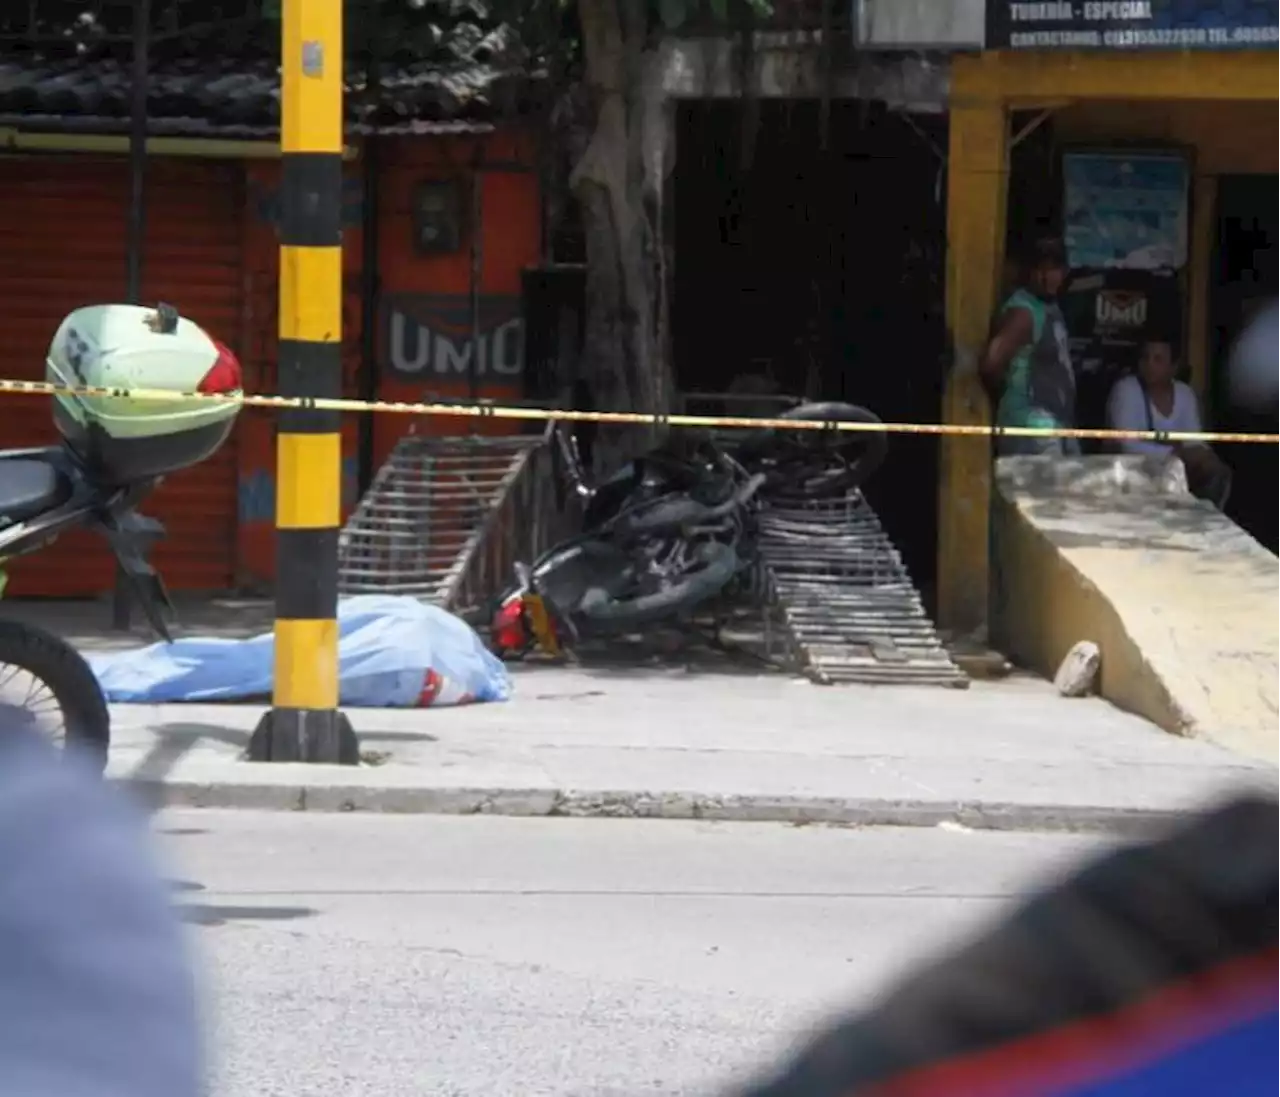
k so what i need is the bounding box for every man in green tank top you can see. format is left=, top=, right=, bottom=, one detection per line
left=980, top=238, right=1079, bottom=457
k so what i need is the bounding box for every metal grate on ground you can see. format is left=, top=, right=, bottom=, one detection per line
left=758, top=492, right=968, bottom=687
left=337, top=434, right=539, bottom=602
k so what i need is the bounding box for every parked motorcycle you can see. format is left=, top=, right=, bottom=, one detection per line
left=489, top=401, right=886, bottom=660
left=0, top=303, right=243, bottom=769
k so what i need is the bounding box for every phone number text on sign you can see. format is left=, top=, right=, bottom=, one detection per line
left=990, top=0, right=1280, bottom=50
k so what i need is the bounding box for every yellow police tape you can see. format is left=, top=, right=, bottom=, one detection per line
left=3, top=376, right=1277, bottom=446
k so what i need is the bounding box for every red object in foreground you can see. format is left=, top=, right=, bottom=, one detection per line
left=198, top=340, right=243, bottom=394
left=489, top=598, right=527, bottom=655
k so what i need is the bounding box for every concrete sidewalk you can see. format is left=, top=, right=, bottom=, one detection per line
left=105, top=664, right=1277, bottom=834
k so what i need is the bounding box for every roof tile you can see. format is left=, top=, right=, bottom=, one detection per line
left=0, top=11, right=535, bottom=136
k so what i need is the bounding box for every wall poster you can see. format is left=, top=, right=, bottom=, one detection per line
left=1060, top=150, right=1191, bottom=438
left=1063, top=151, right=1190, bottom=272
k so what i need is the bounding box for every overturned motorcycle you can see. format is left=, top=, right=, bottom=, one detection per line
left=488, top=401, right=887, bottom=660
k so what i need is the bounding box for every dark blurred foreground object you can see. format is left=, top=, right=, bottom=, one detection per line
left=0, top=708, right=200, bottom=1097
left=734, top=796, right=1278, bottom=1097
left=1223, top=296, right=1280, bottom=412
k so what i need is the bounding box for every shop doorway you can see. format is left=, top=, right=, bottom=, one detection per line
left=1209, top=174, right=1278, bottom=554
left=672, top=100, right=948, bottom=605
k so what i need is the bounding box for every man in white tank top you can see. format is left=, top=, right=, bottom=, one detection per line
left=1107, top=340, right=1201, bottom=458
left=1106, top=339, right=1232, bottom=507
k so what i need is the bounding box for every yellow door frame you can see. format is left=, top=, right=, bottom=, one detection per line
left=937, top=48, right=1278, bottom=640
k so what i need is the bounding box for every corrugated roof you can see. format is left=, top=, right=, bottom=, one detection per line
left=0, top=8, right=537, bottom=137
left=0, top=111, right=497, bottom=139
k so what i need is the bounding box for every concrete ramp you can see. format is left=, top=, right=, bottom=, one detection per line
left=993, top=455, right=1278, bottom=763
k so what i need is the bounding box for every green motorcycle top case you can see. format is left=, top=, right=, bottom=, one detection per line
left=46, top=304, right=243, bottom=487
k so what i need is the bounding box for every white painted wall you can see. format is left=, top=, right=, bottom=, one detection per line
left=659, top=38, right=950, bottom=109
left=854, top=0, right=986, bottom=50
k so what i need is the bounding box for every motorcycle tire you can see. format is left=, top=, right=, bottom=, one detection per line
left=0, top=618, right=110, bottom=773
left=738, top=402, right=889, bottom=499
left=576, top=540, right=739, bottom=631
left=778, top=402, right=889, bottom=497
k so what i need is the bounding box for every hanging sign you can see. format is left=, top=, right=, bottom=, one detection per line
left=986, top=1, right=1279, bottom=50
left=1063, top=268, right=1184, bottom=439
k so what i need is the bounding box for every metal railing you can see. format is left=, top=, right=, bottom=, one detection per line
left=436, top=424, right=578, bottom=613
left=336, top=425, right=574, bottom=613
left=337, top=433, right=536, bottom=600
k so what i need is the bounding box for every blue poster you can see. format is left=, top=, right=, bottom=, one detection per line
left=1063, top=152, right=1190, bottom=271
left=987, top=1, right=1279, bottom=50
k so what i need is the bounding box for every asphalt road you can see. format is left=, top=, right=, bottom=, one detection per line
left=156, top=811, right=1112, bottom=1097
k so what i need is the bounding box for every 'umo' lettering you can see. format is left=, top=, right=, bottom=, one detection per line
left=1083, top=2, right=1153, bottom=19
left=1011, top=2, right=1074, bottom=21
left=1096, top=294, right=1148, bottom=327
left=388, top=310, right=524, bottom=377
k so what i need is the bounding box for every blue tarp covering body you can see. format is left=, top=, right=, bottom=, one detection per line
left=89, top=595, right=511, bottom=706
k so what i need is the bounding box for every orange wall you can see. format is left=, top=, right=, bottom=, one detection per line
left=235, top=129, right=541, bottom=586
left=372, top=131, right=540, bottom=463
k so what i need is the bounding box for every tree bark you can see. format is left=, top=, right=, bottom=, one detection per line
left=572, top=0, right=674, bottom=475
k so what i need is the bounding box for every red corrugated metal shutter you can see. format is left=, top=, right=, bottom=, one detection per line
left=0, top=155, right=242, bottom=596
left=140, top=160, right=243, bottom=592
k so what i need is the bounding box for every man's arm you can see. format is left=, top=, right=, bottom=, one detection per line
left=1107, top=376, right=1160, bottom=456
left=978, top=308, right=1033, bottom=395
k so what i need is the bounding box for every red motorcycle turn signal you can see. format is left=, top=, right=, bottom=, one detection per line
left=490, top=598, right=528, bottom=655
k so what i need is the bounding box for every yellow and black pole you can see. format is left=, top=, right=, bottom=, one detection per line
left=249, top=0, right=358, bottom=764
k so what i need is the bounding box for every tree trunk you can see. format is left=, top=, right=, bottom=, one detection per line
left=572, top=0, right=674, bottom=475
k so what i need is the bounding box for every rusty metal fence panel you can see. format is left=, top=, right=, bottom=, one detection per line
left=758, top=491, right=967, bottom=687
left=337, top=428, right=573, bottom=610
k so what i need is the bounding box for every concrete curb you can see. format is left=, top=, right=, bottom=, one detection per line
left=113, top=774, right=1219, bottom=838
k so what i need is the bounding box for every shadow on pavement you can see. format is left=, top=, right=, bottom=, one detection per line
left=122, top=720, right=446, bottom=807
left=124, top=722, right=251, bottom=813
left=148, top=721, right=250, bottom=752
left=345, top=729, right=439, bottom=744
left=506, top=622, right=786, bottom=681
left=179, top=904, right=318, bottom=927
left=168, top=879, right=206, bottom=893
left=164, top=877, right=318, bottom=927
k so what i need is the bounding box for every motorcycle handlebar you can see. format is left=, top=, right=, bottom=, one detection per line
left=667, top=472, right=767, bottom=526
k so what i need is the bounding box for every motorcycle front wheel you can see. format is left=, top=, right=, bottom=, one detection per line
left=736, top=401, right=889, bottom=499
left=0, top=618, right=110, bottom=773
left=576, top=540, right=740, bottom=631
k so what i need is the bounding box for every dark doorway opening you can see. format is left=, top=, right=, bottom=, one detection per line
left=672, top=99, right=948, bottom=606
left=1210, top=173, right=1277, bottom=554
